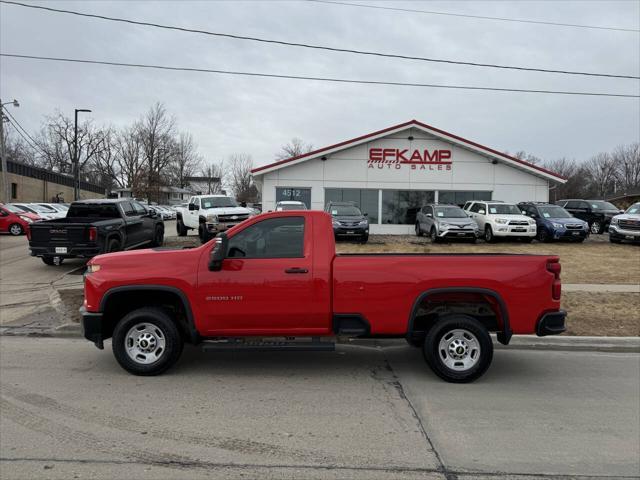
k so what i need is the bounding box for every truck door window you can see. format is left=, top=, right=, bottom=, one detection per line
left=120, top=202, right=136, bottom=217
left=131, top=202, right=147, bottom=215
left=227, top=217, right=305, bottom=259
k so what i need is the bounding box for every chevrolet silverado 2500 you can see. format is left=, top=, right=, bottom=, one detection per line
left=81, top=211, right=566, bottom=382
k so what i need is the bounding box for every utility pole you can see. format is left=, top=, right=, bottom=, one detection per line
left=0, top=98, right=20, bottom=204
left=73, top=108, right=92, bottom=200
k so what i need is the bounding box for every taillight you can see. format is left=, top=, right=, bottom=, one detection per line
left=547, top=259, right=561, bottom=300
left=88, top=226, right=97, bottom=242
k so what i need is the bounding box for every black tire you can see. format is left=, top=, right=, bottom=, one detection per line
left=176, top=218, right=187, bottom=237
left=609, top=236, right=622, bottom=244
left=423, top=315, right=493, bottom=383
left=151, top=226, right=164, bottom=247
left=41, top=256, right=63, bottom=266
left=415, top=223, right=422, bottom=237
left=537, top=228, right=550, bottom=243
left=8, top=223, right=23, bottom=236
left=360, top=233, right=369, bottom=244
left=198, top=223, right=207, bottom=244
left=430, top=227, right=439, bottom=243
left=484, top=225, right=496, bottom=243
left=590, top=220, right=603, bottom=235
left=106, top=238, right=121, bottom=253
left=112, top=307, right=183, bottom=376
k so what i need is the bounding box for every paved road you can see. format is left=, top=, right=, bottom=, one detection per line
left=1, top=337, right=638, bottom=479
left=0, top=235, right=84, bottom=326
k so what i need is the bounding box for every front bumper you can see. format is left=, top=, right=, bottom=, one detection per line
left=333, top=226, right=368, bottom=237
left=206, top=221, right=244, bottom=234
left=554, top=229, right=589, bottom=240
left=438, top=228, right=477, bottom=239
left=80, top=306, right=106, bottom=349
left=536, top=310, right=567, bottom=336
left=609, top=225, right=640, bottom=243
left=492, top=226, right=536, bottom=237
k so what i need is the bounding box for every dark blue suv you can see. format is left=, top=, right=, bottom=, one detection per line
left=518, top=202, right=589, bottom=242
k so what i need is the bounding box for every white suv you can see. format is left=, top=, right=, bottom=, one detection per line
left=176, top=195, right=253, bottom=243
left=464, top=201, right=536, bottom=242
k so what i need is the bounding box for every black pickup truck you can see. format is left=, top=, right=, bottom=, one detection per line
left=28, top=199, right=164, bottom=265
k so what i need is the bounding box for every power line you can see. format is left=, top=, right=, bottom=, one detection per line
left=2, top=53, right=638, bottom=98
left=307, top=0, right=640, bottom=33
left=1, top=0, right=637, bottom=80
left=2, top=106, right=48, bottom=157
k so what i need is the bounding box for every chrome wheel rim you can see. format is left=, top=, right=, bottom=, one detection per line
left=125, top=322, right=166, bottom=365
left=438, top=329, right=481, bottom=371
left=590, top=222, right=600, bottom=234
left=9, top=224, right=22, bottom=235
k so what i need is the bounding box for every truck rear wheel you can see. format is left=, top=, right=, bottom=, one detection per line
left=176, top=218, right=188, bottom=237
left=423, top=315, right=493, bottom=383
left=106, top=238, right=121, bottom=253
left=112, top=307, right=183, bottom=376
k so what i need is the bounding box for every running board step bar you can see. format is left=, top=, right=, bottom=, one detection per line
left=202, top=337, right=335, bottom=352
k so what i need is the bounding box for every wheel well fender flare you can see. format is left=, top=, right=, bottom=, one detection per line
left=407, top=287, right=512, bottom=345
left=100, top=285, right=199, bottom=344
left=199, top=215, right=206, bottom=224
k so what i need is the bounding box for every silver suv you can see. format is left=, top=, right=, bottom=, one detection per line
left=416, top=204, right=479, bottom=243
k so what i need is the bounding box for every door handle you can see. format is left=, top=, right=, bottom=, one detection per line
left=284, top=267, right=308, bottom=274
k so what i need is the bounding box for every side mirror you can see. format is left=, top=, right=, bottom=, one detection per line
left=149, top=210, right=157, bottom=219
left=521, top=210, right=527, bottom=215
left=188, top=203, right=197, bottom=211
left=208, top=233, right=229, bottom=271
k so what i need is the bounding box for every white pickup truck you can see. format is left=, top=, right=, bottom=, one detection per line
left=176, top=195, right=253, bottom=243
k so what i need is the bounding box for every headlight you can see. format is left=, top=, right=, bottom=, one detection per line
left=86, top=264, right=101, bottom=273
left=529, top=220, right=536, bottom=226
left=358, top=220, right=368, bottom=225
left=206, top=213, right=218, bottom=223
left=552, top=222, right=563, bottom=229
left=439, top=222, right=451, bottom=229
left=610, top=217, right=619, bottom=225
left=19, top=216, right=33, bottom=223
left=495, top=218, right=508, bottom=224
left=332, top=219, right=340, bottom=227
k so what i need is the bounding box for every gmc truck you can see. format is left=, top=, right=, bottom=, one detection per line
left=81, top=211, right=566, bottom=383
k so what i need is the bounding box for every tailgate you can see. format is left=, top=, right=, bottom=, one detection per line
left=30, top=223, right=90, bottom=245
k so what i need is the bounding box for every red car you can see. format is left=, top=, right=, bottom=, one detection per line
left=0, top=204, right=40, bottom=236
left=81, top=211, right=565, bottom=382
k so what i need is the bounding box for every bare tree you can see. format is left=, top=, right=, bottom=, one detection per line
left=612, top=142, right=640, bottom=193
left=170, top=132, right=202, bottom=188
left=275, top=138, right=313, bottom=160
left=3, top=128, right=38, bottom=166
left=228, top=154, right=258, bottom=202
left=200, top=161, right=225, bottom=194
left=136, top=103, right=176, bottom=203
left=85, top=127, right=120, bottom=190
left=508, top=150, right=543, bottom=165
left=114, top=126, right=146, bottom=194
left=584, top=152, right=617, bottom=198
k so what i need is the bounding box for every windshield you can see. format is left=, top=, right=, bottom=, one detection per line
left=277, top=204, right=306, bottom=211
left=434, top=206, right=467, bottom=218
left=201, top=197, right=238, bottom=209
left=538, top=206, right=572, bottom=219
left=67, top=203, right=121, bottom=218
left=488, top=204, right=521, bottom=215
left=626, top=203, right=640, bottom=214
left=37, top=204, right=58, bottom=212
left=590, top=201, right=617, bottom=210
left=4, top=204, right=28, bottom=214
left=330, top=206, right=362, bottom=216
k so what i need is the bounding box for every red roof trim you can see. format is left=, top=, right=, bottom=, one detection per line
left=251, top=119, right=566, bottom=181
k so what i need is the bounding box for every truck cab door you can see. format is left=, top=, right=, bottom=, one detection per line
left=119, top=202, right=143, bottom=247
left=187, top=197, right=200, bottom=228
left=196, top=215, right=330, bottom=336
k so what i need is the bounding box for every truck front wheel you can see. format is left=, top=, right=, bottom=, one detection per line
left=423, top=315, right=493, bottom=383
left=112, top=307, right=184, bottom=376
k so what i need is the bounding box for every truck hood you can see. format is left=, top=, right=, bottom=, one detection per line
left=543, top=217, right=587, bottom=225
left=613, top=213, right=640, bottom=222
left=437, top=218, right=476, bottom=227
left=89, top=245, right=202, bottom=270
left=202, top=206, right=252, bottom=215
left=490, top=214, right=533, bottom=223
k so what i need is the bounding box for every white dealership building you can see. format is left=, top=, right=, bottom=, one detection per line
left=251, top=120, right=566, bottom=234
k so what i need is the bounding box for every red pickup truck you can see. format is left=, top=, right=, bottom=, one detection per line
left=81, top=211, right=566, bottom=382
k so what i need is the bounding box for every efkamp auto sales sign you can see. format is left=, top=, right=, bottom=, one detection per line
left=368, top=148, right=452, bottom=171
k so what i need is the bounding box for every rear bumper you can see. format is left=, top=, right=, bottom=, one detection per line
left=30, top=245, right=101, bottom=258
left=80, top=306, right=106, bottom=349
left=536, top=310, right=567, bottom=336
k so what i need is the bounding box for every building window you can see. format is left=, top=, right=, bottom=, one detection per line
left=324, top=188, right=379, bottom=224
left=438, top=190, right=492, bottom=207
left=382, top=190, right=435, bottom=225
left=276, top=187, right=311, bottom=208
left=11, top=183, right=17, bottom=199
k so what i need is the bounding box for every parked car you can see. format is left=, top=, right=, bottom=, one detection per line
left=518, top=202, right=589, bottom=242
left=9, top=203, right=60, bottom=221
left=0, top=204, right=41, bottom=235
left=555, top=199, right=622, bottom=234
left=148, top=205, right=172, bottom=221
left=609, top=202, right=640, bottom=244
left=158, top=205, right=176, bottom=219
left=463, top=201, right=536, bottom=242
left=80, top=210, right=565, bottom=382
left=416, top=204, right=478, bottom=243
left=28, top=199, right=164, bottom=266
left=275, top=201, right=307, bottom=211
left=325, top=201, right=369, bottom=243
left=175, top=195, right=253, bottom=243
left=33, top=203, right=67, bottom=219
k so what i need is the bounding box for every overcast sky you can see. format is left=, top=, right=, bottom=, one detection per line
left=1, top=0, right=639, bottom=169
